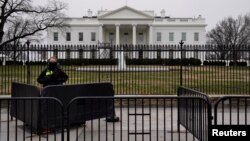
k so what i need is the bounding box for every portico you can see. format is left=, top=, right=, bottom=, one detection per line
left=97, top=6, right=154, bottom=45
left=98, top=24, right=151, bottom=45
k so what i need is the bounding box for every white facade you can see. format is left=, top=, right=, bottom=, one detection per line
left=47, top=6, right=207, bottom=45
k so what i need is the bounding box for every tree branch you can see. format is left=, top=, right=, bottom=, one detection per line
left=0, top=0, right=67, bottom=48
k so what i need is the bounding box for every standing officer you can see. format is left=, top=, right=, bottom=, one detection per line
left=37, top=56, right=68, bottom=87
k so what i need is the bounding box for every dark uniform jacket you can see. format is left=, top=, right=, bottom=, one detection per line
left=37, top=64, right=68, bottom=87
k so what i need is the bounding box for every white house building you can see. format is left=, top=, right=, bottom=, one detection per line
left=44, top=6, right=208, bottom=63
left=47, top=6, right=207, bottom=45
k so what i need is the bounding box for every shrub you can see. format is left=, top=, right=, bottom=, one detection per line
left=126, top=59, right=163, bottom=65
left=58, top=59, right=118, bottom=66
left=6, top=61, right=23, bottom=65
left=126, top=58, right=201, bottom=66
left=203, top=61, right=226, bottom=66
left=27, top=61, right=47, bottom=65
left=229, top=61, right=247, bottom=66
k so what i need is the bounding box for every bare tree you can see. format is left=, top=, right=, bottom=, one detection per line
left=0, top=0, right=67, bottom=48
left=3, top=17, right=26, bottom=62
left=207, top=13, right=250, bottom=60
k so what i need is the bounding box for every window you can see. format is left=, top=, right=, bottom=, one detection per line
left=194, top=32, right=199, bottom=41
left=157, top=32, right=161, bottom=41
left=66, top=49, right=70, bottom=59
left=53, top=49, right=58, bottom=58
left=181, top=49, right=186, bottom=59
left=53, top=32, right=58, bottom=41
left=91, top=32, right=96, bottom=41
left=41, top=50, right=47, bottom=60
left=169, top=32, right=174, bottom=41
left=181, top=32, right=186, bottom=41
left=109, top=33, right=114, bottom=42
left=91, top=49, right=96, bottom=59
left=79, top=32, right=83, bottom=41
left=139, top=49, right=143, bottom=59
left=194, top=49, right=199, bottom=59
left=78, top=49, right=83, bottom=59
left=66, top=32, right=71, bottom=41
left=110, top=50, right=114, bottom=59
left=157, top=49, right=161, bottom=59
left=124, top=33, right=129, bottom=43
left=169, top=50, right=173, bottom=59
left=138, top=33, right=143, bottom=42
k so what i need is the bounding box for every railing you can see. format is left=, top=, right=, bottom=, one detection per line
left=0, top=95, right=212, bottom=141
left=214, top=96, right=250, bottom=125
left=0, top=44, right=250, bottom=95
left=65, top=96, right=213, bottom=141
left=0, top=97, right=65, bottom=141
left=3, top=89, right=250, bottom=141
left=177, top=86, right=212, bottom=141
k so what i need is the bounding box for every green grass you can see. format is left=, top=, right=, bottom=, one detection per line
left=0, top=65, right=249, bottom=95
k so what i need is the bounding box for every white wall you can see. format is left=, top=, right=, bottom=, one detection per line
left=48, top=25, right=206, bottom=46
left=152, top=26, right=206, bottom=45
left=47, top=26, right=99, bottom=45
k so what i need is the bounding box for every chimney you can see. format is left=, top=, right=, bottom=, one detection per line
left=198, top=14, right=202, bottom=19
left=161, top=9, right=166, bottom=18
left=88, top=9, right=93, bottom=17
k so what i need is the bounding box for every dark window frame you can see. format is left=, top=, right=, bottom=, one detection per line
left=66, top=32, right=71, bottom=41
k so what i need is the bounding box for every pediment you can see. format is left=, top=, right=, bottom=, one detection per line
left=99, top=6, right=153, bottom=20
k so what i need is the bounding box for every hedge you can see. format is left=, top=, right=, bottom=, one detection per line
left=27, top=61, right=47, bottom=65
left=4, top=59, right=247, bottom=66
left=203, top=61, right=226, bottom=66
left=203, top=61, right=248, bottom=66
left=58, top=59, right=118, bottom=66
left=126, top=58, right=202, bottom=66
left=2, top=58, right=203, bottom=66
left=6, top=61, right=24, bottom=65
left=4, top=61, right=48, bottom=65
left=229, top=61, right=247, bottom=66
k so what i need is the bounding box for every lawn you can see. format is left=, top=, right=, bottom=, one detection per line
left=0, top=65, right=249, bottom=95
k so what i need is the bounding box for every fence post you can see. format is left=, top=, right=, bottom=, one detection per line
left=26, top=40, right=31, bottom=84
left=177, top=87, right=180, bottom=133
left=248, top=50, right=250, bottom=67
left=2, top=57, right=6, bottom=66
left=179, top=40, right=184, bottom=86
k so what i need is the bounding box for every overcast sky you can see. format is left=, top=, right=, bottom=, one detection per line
left=36, top=0, right=250, bottom=31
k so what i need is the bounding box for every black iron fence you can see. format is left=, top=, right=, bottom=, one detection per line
left=0, top=96, right=212, bottom=141
left=1, top=44, right=250, bottom=95
left=177, top=86, right=212, bottom=141
left=2, top=86, right=250, bottom=141
left=66, top=96, right=212, bottom=141
left=0, top=97, right=65, bottom=141
left=214, top=96, right=250, bottom=125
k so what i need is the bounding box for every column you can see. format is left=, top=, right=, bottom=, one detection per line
left=132, top=24, right=137, bottom=58
left=132, top=24, right=137, bottom=45
left=149, top=24, right=153, bottom=45
left=116, top=24, right=120, bottom=45
left=148, top=24, right=153, bottom=58
left=98, top=24, right=104, bottom=58
left=200, top=48, right=205, bottom=66
left=98, top=24, right=103, bottom=43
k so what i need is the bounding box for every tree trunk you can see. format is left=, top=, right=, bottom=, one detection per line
left=0, top=30, right=4, bottom=45
left=233, top=51, right=237, bottom=66
left=0, top=18, right=6, bottom=46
